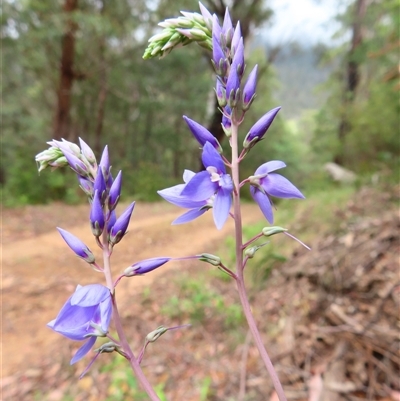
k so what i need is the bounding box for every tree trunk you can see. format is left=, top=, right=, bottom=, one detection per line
left=53, top=0, right=78, bottom=140
left=335, top=0, right=367, bottom=165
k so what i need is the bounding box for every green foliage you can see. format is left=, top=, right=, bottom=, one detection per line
left=161, top=274, right=244, bottom=329
left=312, top=0, right=399, bottom=176
left=102, top=355, right=167, bottom=401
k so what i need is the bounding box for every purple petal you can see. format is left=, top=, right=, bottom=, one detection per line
left=99, top=297, right=113, bottom=332
left=71, top=284, right=110, bottom=307
left=71, top=337, right=96, bottom=365
left=261, top=174, right=305, bottom=199
left=183, top=116, right=221, bottom=151
left=181, top=170, right=217, bottom=201
left=231, top=37, right=244, bottom=76
left=254, top=160, right=287, bottom=176
left=213, top=190, right=231, bottom=229
left=201, top=142, right=225, bottom=173
left=183, top=169, right=195, bottom=183
left=158, top=185, right=206, bottom=208
left=172, top=208, right=208, bottom=225
left=250, top=186, right=274, bottom=223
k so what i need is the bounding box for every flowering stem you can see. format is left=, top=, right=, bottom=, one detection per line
left=101, top=231, right=161, bottom=401
left=230, top=120, right=287, bottom=401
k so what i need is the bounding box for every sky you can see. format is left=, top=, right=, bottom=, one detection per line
left=260, top=0, right=349, bottom=46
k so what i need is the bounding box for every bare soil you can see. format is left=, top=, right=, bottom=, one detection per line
left=2, top=187, right=399, bottom=401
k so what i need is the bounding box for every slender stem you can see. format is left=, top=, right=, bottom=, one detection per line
left=230, top=119, right=287, bottom=401
left=112, top=298, right=161, bottom=401
left=101, top=230, right=161, bottom=401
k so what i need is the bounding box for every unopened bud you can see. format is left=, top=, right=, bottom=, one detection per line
left=262, top=226, right=288, bottom=237
left=198, top=253, right=221, bottom=266
left=146, top=326, right=168, bottom=343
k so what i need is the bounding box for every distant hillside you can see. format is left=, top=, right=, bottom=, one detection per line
left=261, top=41, right=333, bottom=119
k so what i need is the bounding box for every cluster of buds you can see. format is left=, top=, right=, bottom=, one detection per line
left=143, top=3, right=214, bottom=59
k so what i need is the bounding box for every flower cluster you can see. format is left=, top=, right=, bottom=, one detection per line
left=157, top=4, right=304, bottom=228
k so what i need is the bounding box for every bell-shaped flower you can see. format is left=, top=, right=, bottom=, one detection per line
left=183, top=116, right=222, bottom=152
left=108, top=170, right=122, bottom=211
left=109, top=202, right=135, bottom=246
left=124, top=257, right=171, bottom=277
left=181, top=142, right=233, bottom=229
left=243, top=107, right=281, bottom=149
left=243, top=64, right=258, bottom=110
left=158, top=170, right=212, bottom=225
left=90, top=190, right=105, bottom=238
left=47, top=284, right=112, bottom=364
left=249, top=161, right=305, bottom=223
left=57, top=227, right=95, bottom=264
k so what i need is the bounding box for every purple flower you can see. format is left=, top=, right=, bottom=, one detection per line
left=57, top=227, right=95, bottom=264
left=249, top=161, right=305, bottom=223
left=77, top=175, right=94, bottom=196
left=183, top=116, right=222, bottom=152
left=90, top=190, right=105, bottom=237
left=48, top=284, right=112, bottom=364
left=109, top=202, right=135, bottom=245
left=243, top=107, right=281, bottom=149
left=181, top=142, right=233, bottom=229
left=243, top=64, right=258, bottom=108
left=124, top=257, right=171, bottom=276
left=107, top=210, right=116, bottom=233
left=158, top=170, right=211, bottom=225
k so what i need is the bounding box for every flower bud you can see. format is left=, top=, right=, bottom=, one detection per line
left=109, top=202, right=135, bottom=246
left=243, top=107, right=281, bottom=149
left=146, top=326, right=168, bottom=343
left=262, top=226, right=288, bottom=237
left=183, top=116, right=222, bottom=152
left=198, top=253, right=221, bottom=266
left=242, top=64, right=258, bottom=110
left=124, top=257, right=171, bottom=276
left=108, top=171, right=122, bottom=211
left=57, top=228, right=95, bottom=264
left=79, top=138, right=97, bottom=166
left=90, top=190, right=105, bottom=238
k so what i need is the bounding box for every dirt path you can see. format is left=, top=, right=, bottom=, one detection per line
left=2, top=202, right=261, bottom=377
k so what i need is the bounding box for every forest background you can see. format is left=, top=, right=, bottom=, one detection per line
left=2, top=0, right=398, bottom=205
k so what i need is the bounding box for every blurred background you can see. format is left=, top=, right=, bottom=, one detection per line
left=2, top=0, right=399, bottom=400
